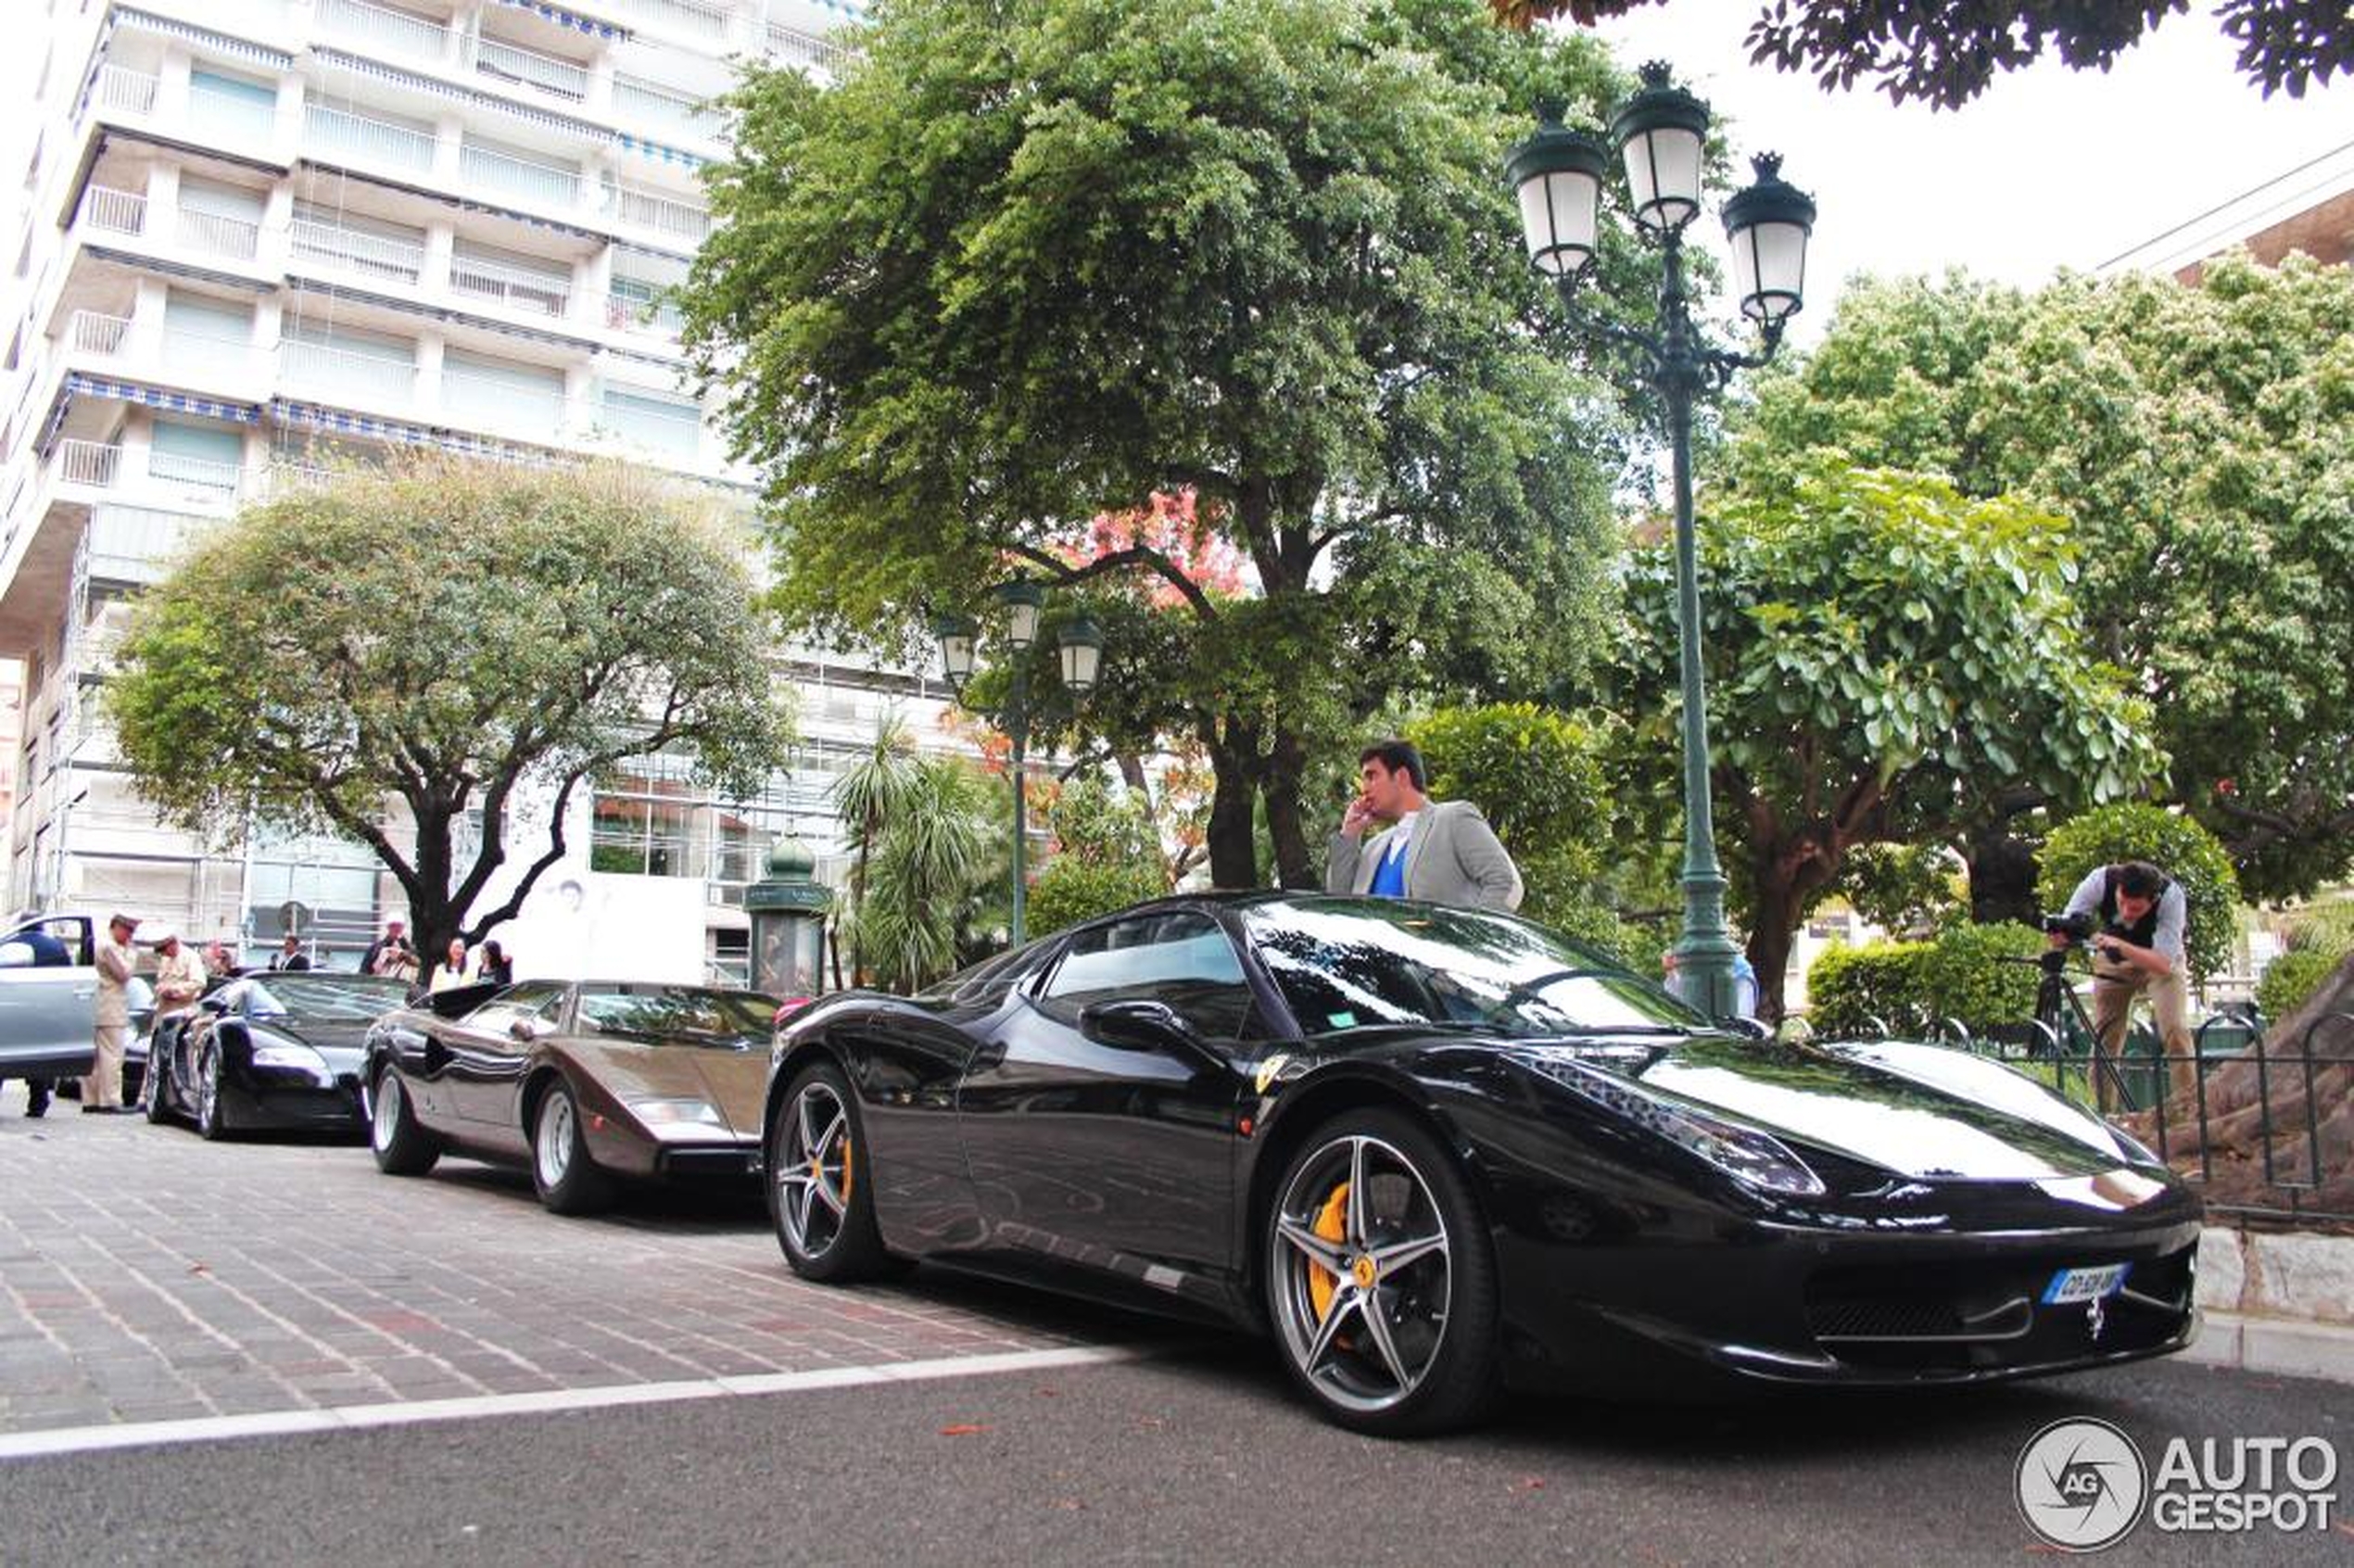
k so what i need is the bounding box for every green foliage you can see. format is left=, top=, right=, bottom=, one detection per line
left=2035, top=803, right=2240, bottom=984
left=2258, top=949, right=2348, bottom=1025
left=1804, top=920, right=2042, bottom=1039
left=1732, top=260, right=2354, bottom=898
left=103, top=455, right=791, bottom=972
left=1027, top=859, right=1172, bottom=939
left=1046, top=775, right=1161, bottom=870
left=682, top=0, right=1644, bottom=887
left=836, top=752, right=996, bottom=993
left=1606, top=461, right=2159, bottom=1013
left=1818, top=841, right=1965, bottom=936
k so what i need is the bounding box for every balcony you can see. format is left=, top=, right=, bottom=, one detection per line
left=601, top=180, right=710, bottom=243
left=472, top=35, right=589, bottom=103
left=461, top=141, right=582, bottom=209
left=766, top=22, right=849, bottom=76
left=55, top=439, right=122, bottom=489
left=316, top=0, right=455, bottom=65
left=69, top=312, right=133, bottom=357
left=49, top=442, right=247, bottom=504
left=304, top=102, right=438, bottom=175
left=449, top=251, right=571, bottom=317
left=186, top=84, right=279, bottom=145
left=610, top=0, right=734, bottom=45
left=78, top=185, right=148, bottom=238
left=279, top=338, right=419, bottom=403
left=605, top=288, right=683, bottom=336
left=176, top=209, right=262, bottom=263
left=93, top=64, right=159, bottom=117
left=289, top=218, right=427, bottom=285
left=440, top=368, right=567, bottom=435
left=613, top=77, right=721, bottom=143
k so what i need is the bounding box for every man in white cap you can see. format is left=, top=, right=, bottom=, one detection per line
left=85, top=912, right=139, bottom=1112
left=149, top=928, right=207, bottom=1030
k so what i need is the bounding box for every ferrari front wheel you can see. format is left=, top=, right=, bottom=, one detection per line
left=1265, top=1110, right=1499, bottom=1436
left=770, top=1062, right=896, bottom=1282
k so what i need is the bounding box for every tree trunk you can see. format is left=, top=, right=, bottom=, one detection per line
left=1964, top=822, right=2042, bottom=925
left=1259, top=727, right=1316, bottom=890
left=1745, top=828, right=1846, bottom=1025
left=1204, top=726, right=1260, bottom=890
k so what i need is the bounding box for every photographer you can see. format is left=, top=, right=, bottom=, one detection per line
left=2051, top=860, right=2194, bottom=1108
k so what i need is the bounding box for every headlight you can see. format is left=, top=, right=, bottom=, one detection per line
left=1529, top=1056, right=1826, bottom=1196
left=250, top=1043, right=328, bottom=1072
left=628, top=1097, right=723, bottom=1126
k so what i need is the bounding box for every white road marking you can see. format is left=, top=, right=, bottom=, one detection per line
left=0, top=1344, right=1155, bottom=1460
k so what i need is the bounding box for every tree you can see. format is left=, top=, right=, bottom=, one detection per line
left=1487, top=2, right=2354, bottom=105
left=837, top=752, right=996, bottom=992
left=1605, top=462, right=2160, bottom=1019
left=104, top=456, right=791, bottom=986
left=682, top=0, right=1637, bottom=893
left=1730, top=260, right=2354, bottom=900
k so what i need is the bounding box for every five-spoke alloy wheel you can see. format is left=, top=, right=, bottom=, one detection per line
left=770, top=1061, right=894, bottom=1282
left=1265, top=1110, right=1498, bottom=1435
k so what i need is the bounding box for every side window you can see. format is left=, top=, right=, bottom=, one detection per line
left=1040, top=912, right=1258, bottom=1041
left=465, top=982, right=564, bottom=1033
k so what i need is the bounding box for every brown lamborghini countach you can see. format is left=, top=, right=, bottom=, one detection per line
left=361, top=979, right=779, bottom=1215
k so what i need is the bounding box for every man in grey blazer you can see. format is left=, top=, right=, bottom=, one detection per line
left=1326, top=740, right=1524, bottom=911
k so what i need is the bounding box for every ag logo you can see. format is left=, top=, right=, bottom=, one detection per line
left=2016, top=1417, right=2149, bottom=1552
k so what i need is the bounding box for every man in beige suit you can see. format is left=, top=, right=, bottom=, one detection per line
left=86, top=912, right=139, bottom=1113
left=1326, top=740, right=1523, bottom=912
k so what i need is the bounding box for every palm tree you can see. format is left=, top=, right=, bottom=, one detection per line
left=829, top=715, right=921, bottom=986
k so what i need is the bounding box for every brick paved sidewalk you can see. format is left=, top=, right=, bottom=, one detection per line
left=0, top=1086, right=1152, bottom=1437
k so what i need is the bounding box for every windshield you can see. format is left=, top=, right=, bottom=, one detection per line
left=575, top=986, right=778, bottom=1049
left=232, top=974, right=412, bottom=1020
left=1241, top=898, right=1705, bottom=1039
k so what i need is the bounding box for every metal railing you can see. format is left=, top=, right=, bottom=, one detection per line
left=160, top=329, right=261, bottom=379
left=613, top=76, right=721, bottom=141
left=448, top=250, right=572, bottom=316
left=304, top=102, right=439, bottom=172
left=610, top=0, right=733, bottom=44
left=601, top=180, right=710, bottom=242
left=316, top=0, right=455, bottom=62
left=186, top=86, right=279, bottom=145
left=439, top=368, right=567, bottom=433
left=461, top=141, right=581, bottom=208
left=1904, top=1005, right=2354, bottom=1225
left=766, top=21, right=850, bottom=74
left=79, top=184, right=148, bottom=236
left=279, top=337, right=419, bottom=401
left=176, top=208, right=262, bottom=261
left=289, top=217, right=427, bottom=284
left=472, top=34, right=589, bottom=102
left=56, top=439, right=121, bottom=488
left=147, top=450, right=246, bottom=500
left=605, top=289, right=683, bottom=335
left=69, top=311, right=132, bottom=355
left=94, top=64, right=159, bottom=116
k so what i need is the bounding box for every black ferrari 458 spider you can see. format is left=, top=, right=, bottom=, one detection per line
left=762, top=894, right=2202, bottom=1435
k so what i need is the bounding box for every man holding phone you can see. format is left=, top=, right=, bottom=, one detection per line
left=1326, top=740, right=1523, bottom=912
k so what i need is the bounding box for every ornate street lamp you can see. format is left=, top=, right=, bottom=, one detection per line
left=1505, top=63, right=1816, bottom=1020
left=932, top=575, right=1102, bottom=946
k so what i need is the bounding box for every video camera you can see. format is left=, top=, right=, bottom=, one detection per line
left=2041, top=910, right=2132, bottom=965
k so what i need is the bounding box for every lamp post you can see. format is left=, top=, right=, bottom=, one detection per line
left=932, top=575, right=1104, bottom=946
left=1505, top=63, right=1816, bottom=1020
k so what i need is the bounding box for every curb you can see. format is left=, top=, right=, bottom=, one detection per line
left=2183, top=1225, right=2354, bottom=1386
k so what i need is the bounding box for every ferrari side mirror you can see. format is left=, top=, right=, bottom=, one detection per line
left=1079, top=999, right=1205, bottom=1059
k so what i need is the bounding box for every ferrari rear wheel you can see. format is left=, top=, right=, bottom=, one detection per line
left=195, top=1044, right=228, bottom=1142
left=532, top=1081, right=617, bottom=1217
left=369, top=1069, right=439, bottom=1176
left=770, top=1062, right=895, bottom=1282
left=1265, top=1110, right=1499, bottom=1436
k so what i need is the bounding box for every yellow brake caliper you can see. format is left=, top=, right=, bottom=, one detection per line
left=1307, top=1182, right=1350, bottom=1321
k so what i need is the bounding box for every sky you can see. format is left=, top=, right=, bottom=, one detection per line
left=1584, top=6, right=2354, bottom=333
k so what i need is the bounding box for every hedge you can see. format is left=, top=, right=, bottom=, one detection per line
left=2257, top=948, right=2349, bottom=1026
left=1806, top=919, right=2043, bottom=1040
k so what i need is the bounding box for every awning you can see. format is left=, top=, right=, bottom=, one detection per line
left=490, top=0, right=630, bottom=42
left=613, top=132, right=706, bottom=171
left=268, top=398, right=441, bottom=449
left=64, top=373, right=261, bottom=424
left=117, top=7, right=293, bottom=69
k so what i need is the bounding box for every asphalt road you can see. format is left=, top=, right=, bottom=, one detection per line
left=3, top=1086, right=2349, bottom=1565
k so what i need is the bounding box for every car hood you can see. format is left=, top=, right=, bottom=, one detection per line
left=259, top=1017, right=377, bottom=1063
left=1511, top=1034, right=2139, bottom=1181
left=560, top=1042, right=768, bottom=1136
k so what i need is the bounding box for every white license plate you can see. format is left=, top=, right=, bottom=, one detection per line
left=2042, top=1264, right=2130, bottom=1305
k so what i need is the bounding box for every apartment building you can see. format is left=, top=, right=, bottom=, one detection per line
left=0, top=0, right=976, bottom=985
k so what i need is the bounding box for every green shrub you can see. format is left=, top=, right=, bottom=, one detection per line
left=1805, top=920, right=2042, bottom=1039
left=2035, top=803, right=2239, bottom=983
left=2258, top=948, right=2348, bottom=1024
left=1025, top=857, right=1169, bottom=938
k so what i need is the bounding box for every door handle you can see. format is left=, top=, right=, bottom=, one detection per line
left=968, top=1041, right=1007, bottom=1071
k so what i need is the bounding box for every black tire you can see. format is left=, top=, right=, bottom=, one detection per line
left=1263, top=1108, right=1500, bottom=1436
left=142, top=1041, right=172, bottom=1125
left=369, top=1069, right=439, bottom=1176
left=194, top=1043, right=230, bottom=1141
left=769, top=1061, right=897, bottom=1282
left=530, top=1081, right=617, bottom=1216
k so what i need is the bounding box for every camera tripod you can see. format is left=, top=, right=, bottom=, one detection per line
left=2003, top=948, right=2138, bottom=1111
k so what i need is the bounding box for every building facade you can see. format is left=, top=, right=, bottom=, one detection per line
left=0, top=0, right=986, bottom=985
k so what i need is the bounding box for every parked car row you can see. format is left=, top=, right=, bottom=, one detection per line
left=8, top=893, right=2206, bottom=1436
